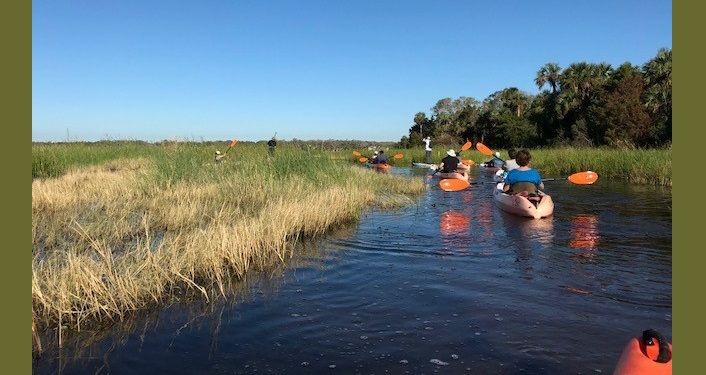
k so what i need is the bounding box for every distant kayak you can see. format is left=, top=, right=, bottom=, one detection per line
left=412, top=162, right=436, bottom=169
left=493, top=182, right=554, bottom=219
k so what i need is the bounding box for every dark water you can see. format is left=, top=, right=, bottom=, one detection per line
left=34, top=167, right=672, bottom=375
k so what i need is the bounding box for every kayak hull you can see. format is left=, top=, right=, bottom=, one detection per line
left=493, top=183, right=554, bottom=219
left=366, top=162, right=391, bottom=171
left=613, top=329, right=672, bottom=375
left=412, top=162, right=437, bottom=169
left=438, top=171, right=469, bottom=182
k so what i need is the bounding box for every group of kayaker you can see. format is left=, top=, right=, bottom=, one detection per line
left=425, top=134, right=544, bottom=196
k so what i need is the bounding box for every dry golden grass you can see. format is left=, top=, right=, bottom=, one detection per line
left=32, top=156, right=425, bottom=351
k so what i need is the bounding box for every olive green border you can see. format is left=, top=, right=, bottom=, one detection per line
left=673, top=2, right=692, bottom=371
left=20, top=2, right=682, bottom=374
left=7, top=0, right=30, bottom=373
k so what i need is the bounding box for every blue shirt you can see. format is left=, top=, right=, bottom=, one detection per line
left=505, top=168, right=542, bottom=187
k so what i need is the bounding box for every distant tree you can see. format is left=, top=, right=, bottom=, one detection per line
left=642, top=48, right=672, bottom=145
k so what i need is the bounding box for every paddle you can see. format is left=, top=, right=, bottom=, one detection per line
left=475, top=142, right=493, bottom=156
left=545, top=171, right=599, bottom=185
left=439, top=179, right=471, bottom=192
left=359, top=157, right=369, bottom=163
left=393, top=153, right=403, bottom=159
left=353, top=151, right=361, bottom=157
left=476, top=142, right=507, bottom=168
left=223, top=139, right=238, bottom=155
left=439, top=171, right=598, bottom=192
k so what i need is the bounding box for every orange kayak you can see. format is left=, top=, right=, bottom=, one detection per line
left=613, top=329, right=672, bottom=375
left=366, top=162, right=390, bottom=171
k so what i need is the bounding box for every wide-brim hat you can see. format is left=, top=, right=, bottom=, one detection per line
left=447, top=149, right=456, bottom=157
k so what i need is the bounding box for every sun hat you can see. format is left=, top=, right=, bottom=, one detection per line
left=495, top=152, right=500, bottom=158
left=215, top=150, right=221, bottom=155
left=447, top=149, right=456, bottom=157
left=374, top=151, right=379, bottom=155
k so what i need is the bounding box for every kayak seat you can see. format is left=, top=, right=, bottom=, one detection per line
left=507, top=181, right=539, bottom=195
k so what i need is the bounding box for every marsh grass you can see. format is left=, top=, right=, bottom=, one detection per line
left=32, top=142, right=425, bottom=353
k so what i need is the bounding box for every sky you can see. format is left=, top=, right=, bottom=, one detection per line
left=31, top=0, right=672, bottom=143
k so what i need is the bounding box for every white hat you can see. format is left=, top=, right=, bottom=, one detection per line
left=374, top=151, right=379, bottom=155
left=495, top=152, right=500, bottom=158
left=215, top=150, right=221, bottom=155
left=447, top=149, right=456, bottom=157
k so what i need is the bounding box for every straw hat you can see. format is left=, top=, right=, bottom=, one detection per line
left=447, top=149, right=456, bottom=157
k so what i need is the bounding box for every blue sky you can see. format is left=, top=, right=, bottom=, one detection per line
left=32, top=0, right=672, bottom=143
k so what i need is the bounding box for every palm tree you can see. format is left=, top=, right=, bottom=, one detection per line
left=535, top=63, right=562, bottom=93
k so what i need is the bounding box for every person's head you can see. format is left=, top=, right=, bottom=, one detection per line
left=494, top=151, right=501, bottom=158
left=508, top=148, right=518, bottom=159
left=374, top=151, right=379, bottom=155
left=447, top=149, right=456, bottom=157
left=215, top=150, right=221, bottom=155
left=515, top=149, right=531, bottom=167
left=424, top=136, right=430, bottom=141
left=379, top=150, right=385, bottom=154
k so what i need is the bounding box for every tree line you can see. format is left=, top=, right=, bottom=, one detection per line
left=400, top=48, right=671, bottom=150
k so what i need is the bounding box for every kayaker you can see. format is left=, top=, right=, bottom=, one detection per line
left=267, top=137, right=277, bottom=155
left=502, top=149, right=544, bottom=194
left=214, top=150, right=225, bottom=162
left=373, top=150, right=388, bottom=164
left=439, top=149, right=460, bottom=173
left=423, top=136, right=433, bottom=164
left=504, top=148, right=520, bottom=171
left=481, top=151, right=505, bottom=168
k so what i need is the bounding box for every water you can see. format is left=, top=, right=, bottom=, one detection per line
left=33, top=166, right=672, bottom=374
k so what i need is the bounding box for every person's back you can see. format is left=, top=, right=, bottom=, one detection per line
left=439, top=149, right=460, bottom=173
left=423, top=137, right=432, bottom=164
left=375, top=151, right=388, bottom=164
left=504, top=148, right=520, bottom=171
left=267, top=137, right=277, bottom=155
left=503, top=149, right=544, bottom=194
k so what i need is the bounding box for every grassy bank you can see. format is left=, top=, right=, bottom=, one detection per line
left=32, top=142, right=425, bottom=352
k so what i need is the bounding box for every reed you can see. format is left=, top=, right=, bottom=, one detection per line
left=32, top=142, right=426, bottom=349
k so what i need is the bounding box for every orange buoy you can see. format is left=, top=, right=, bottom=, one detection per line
left=613, top=329, right=672, bottom=375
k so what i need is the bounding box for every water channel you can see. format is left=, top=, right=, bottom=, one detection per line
left=33, top=166, right=672, bottom=374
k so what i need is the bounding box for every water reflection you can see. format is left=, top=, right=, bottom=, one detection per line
left=569, top=214, right=601, bottom=260
left=500, top=213, right=555, bottom=272
left=438, top=210, right=471, bottom=255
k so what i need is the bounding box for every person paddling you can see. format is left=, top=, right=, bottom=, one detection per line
left=502, top=149, right=544, bottom=195
left=438, top=149, right=461, bottom=173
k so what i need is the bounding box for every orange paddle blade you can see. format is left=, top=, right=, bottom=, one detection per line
left=229, top=139, right=238, bottom=147
left=440, top=179, right=470, bottom=192
left=475, top=142, right=493, bottom=156
left=567, top=171, right=599, bottom=185
left=462, top=159, right=475, bottom=166
left=393, top=153, right=403, bottom=159
left=461, top=140, right=472, bottom=151
left=359, top=157, right=368, bottom=163
left=352, top=151, right=361, bottom=156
